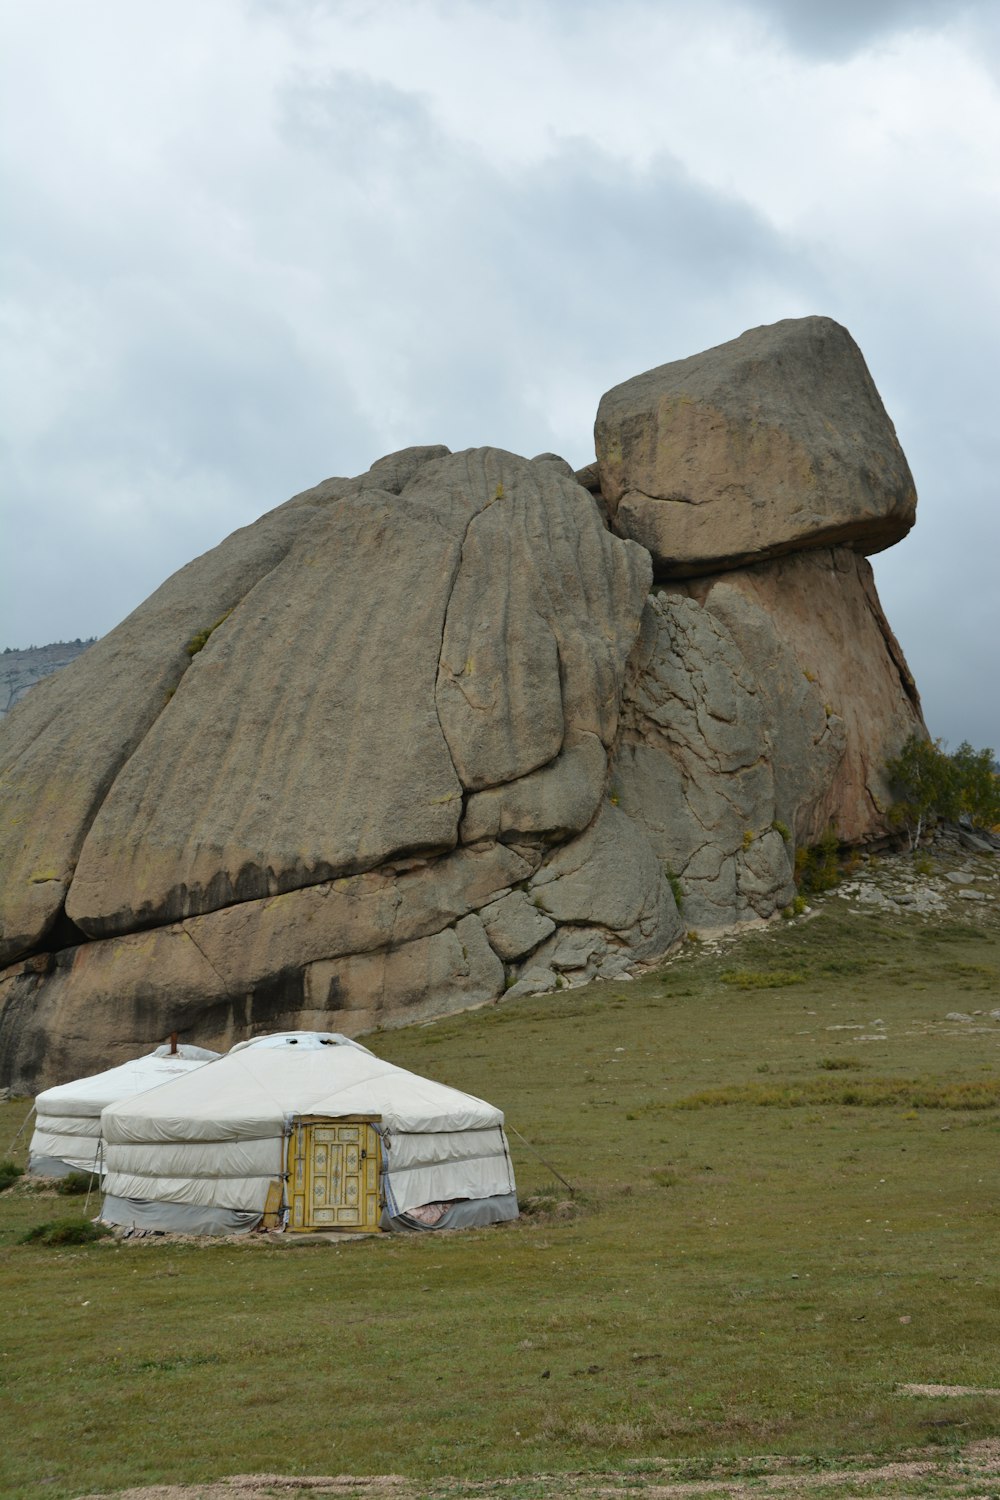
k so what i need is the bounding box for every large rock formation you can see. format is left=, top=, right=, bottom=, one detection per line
left=0, top=317, right=925, bottom=1090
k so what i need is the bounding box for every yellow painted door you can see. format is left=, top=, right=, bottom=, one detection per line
left=287, top=1118, right=381, bottom=1232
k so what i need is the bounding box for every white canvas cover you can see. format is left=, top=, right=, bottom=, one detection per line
left=29, top=1044, right=220, bottom=1177
left=99, top=1031, right=517, bottom=1233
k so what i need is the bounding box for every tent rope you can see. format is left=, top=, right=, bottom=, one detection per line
left=84, top=1138, right=103, bottom=1218
left=4, top=1102, right=35, bottom=1159
left=507, top=1124, right=577, bottom=1197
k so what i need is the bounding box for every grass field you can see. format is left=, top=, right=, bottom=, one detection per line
left=1, top=850, right=999, bottom=1500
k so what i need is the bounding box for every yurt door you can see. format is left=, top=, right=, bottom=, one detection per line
left=287, top=1116, right=381, bottom=1232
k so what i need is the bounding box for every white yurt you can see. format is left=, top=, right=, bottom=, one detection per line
left=99, top=1031, right=518, bottom=1235
left=29, top=1042, right=221, bottom=1178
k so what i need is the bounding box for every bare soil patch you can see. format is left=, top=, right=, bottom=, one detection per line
left=74, top=1440, right=1000, bottom=1500
left=899, top=1383, right=1000, bottom=1398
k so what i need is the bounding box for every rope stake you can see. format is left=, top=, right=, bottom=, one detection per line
left=5, top=1102, right=35, bottom=1160
left=508, top=1124, right=577, bottom=1197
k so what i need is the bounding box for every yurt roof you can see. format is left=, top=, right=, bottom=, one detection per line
left=228, top=1031, right=371, bottom=1054
left=101, top=1031, right=504, bottom=1143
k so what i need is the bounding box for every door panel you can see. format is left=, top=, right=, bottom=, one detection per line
left=287, top=1118, right=380, bottom=1232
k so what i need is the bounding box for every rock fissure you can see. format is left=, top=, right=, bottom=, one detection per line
left=181, top=927, right=236, bottom=999
left=433, top=490, right=506, bottom=785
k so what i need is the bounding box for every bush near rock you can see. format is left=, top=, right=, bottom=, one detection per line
left=0, top=317, right=926, bottom=1090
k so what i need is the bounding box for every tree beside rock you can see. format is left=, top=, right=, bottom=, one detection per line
left=0, top=316, right=926, bottom=1090
left=886, top=736, right=1000, bottom=847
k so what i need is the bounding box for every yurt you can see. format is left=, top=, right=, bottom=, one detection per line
left=29, top=1042, right=221, bottom=1178
left=99, top=1031, right=518, bottom=1235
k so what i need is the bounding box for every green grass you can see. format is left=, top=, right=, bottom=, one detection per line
left=0, top=1156, right=25, bottom=1191
left=1, top=883, right=999, bottom=1498
left=18, top=1215, right=113, bottom=1246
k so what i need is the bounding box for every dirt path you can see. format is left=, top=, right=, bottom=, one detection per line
left=74, top=1438, right=1000, bottom=1500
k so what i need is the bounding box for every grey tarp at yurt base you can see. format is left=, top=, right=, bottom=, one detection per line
left=99, top=1032, right=518, bottom=1235
left=28, top=1043, right=221, bottom=1177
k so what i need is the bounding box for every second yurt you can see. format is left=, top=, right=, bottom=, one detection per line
left=29, top=1042, right=221, bottom=1178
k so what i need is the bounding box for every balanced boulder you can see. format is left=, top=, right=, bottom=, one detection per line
left=595, top=316, right=917, bottom=575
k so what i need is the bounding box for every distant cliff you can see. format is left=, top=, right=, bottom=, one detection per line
left=0, top=640, right=96, bottom=718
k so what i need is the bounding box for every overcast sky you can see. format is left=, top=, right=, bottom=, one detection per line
left=1, top=0, right=997, bottom=750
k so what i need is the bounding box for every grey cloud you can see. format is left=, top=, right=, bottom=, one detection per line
left=279, top=68, right=438, bottom=165
left=272, top=67, right=824, bottom=447
left=3, top=61, right=822, bottom=649
left=734, top=0, right=980, bottom=57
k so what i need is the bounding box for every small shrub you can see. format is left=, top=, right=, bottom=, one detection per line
left=185, top=627, right=213, bottom=657
left=20, top=1217, right=112, bottom=1246
left=664, top=868, right=684, bottom=911
left=55, top=1171, right=93, bottom=1196
left=0, top=1159, right=25, bottom=1193
left=771, top=820, right=791, bottom=843
left=185, top=610, right=233, bottom=659
left=742, top=829, right=755, bottom=850
left=795, top=826, right=842, bottom=894
left=818, top=1057, right=863, bottom=1071
left=721, top=969, right=805, bottom=989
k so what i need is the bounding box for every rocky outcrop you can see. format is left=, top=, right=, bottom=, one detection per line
left=595, top=317, right=916, bottom=576
left=0, top=501, right=325, bottom=969
left=611, top=544, right=924, bottom=929
left=0, top=841, right=533, bottom=1083
left=0, top=317, right=926, bottom=1091
left=56, top=448, right=649, bottom=945
left=666, top=547, right=923, bottom=846
left=0, top=640, right=95, bottom=720
left=611, top=593, right=798, bottom=930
